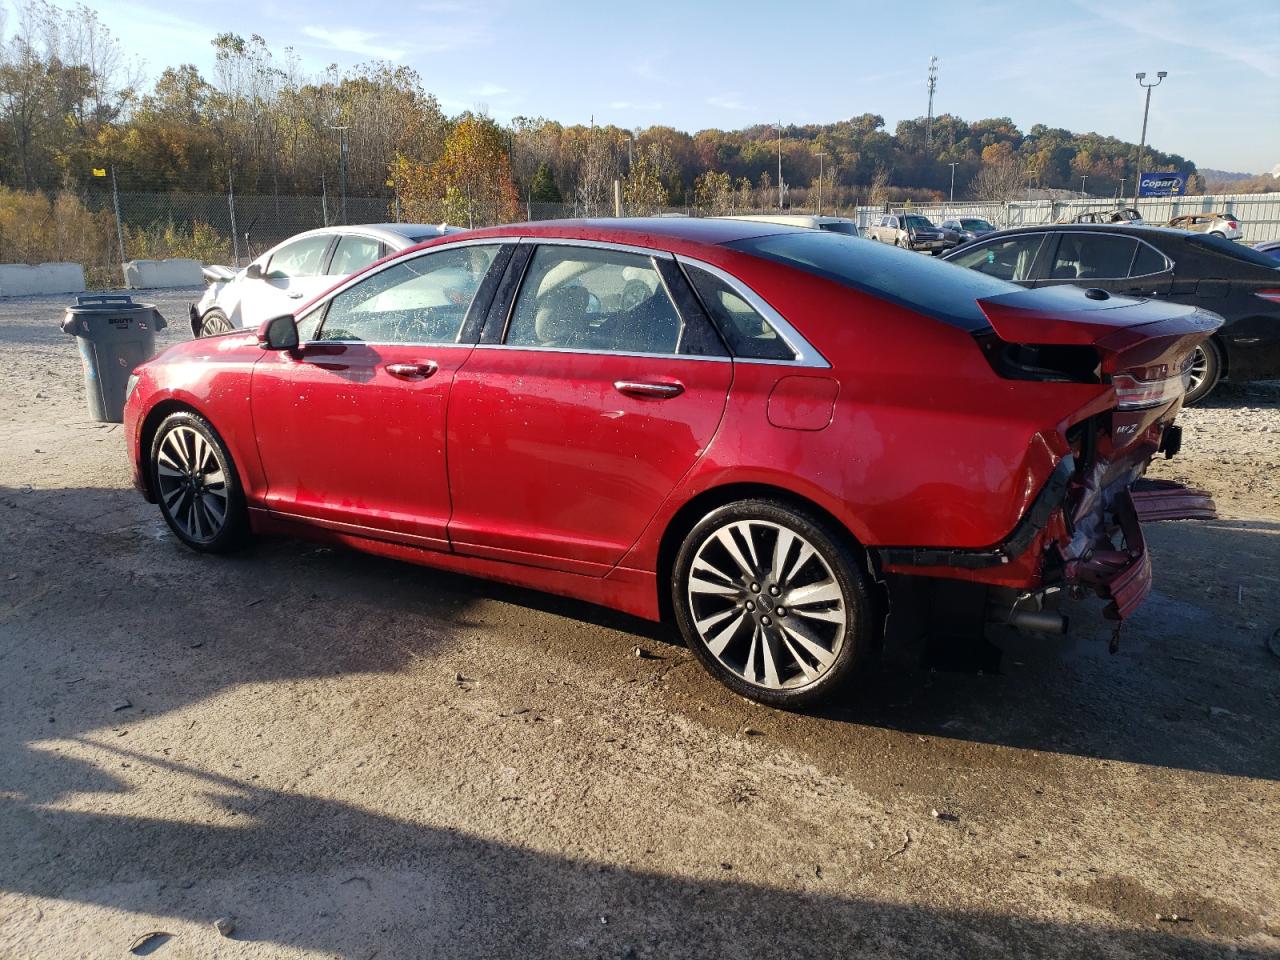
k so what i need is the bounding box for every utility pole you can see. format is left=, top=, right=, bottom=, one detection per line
left=626, top=135, right=634, bottom=172
left=1133, top=71, right=1166, bottom=207
left=1080, top=175, right=1088, bottom=197
left=777, top=120, right=783, bottom=209
left=1118, top=177, right=1127, bottom=201
left=328, top=124, right=350, bottom=225
left=226, top=169, right=240, bottom=267
left=110, top=165, right=126, bottom=268
left=816, top=150, right=825, bottom=215
left=925, top=56, right=938, bottom=148
left=948, top=162, right=958, bottom=203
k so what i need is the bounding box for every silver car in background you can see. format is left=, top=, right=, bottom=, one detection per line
left=191, top=223, right=462, bottom=337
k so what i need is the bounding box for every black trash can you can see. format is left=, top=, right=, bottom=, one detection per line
left=61, top=295, right=167, bottom=422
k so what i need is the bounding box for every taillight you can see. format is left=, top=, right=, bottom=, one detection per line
left=1255, top=289, right=1280, bottom=304
left=1226, top=220, right=1238, bottom=229
left=1113, top=371, right=1185, bottom=409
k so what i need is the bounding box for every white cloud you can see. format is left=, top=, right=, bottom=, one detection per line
left=301, top=26, right=406, bottom=60
left=472, top=82, right=509, bottom=98
left=708, top=94, right=747, bottom=111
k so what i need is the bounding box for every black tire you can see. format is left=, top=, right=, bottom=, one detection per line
left=196, top=309, right=236, bottom=338
left=149, top=411, right=249, bottom=553
left=1184, top=339, right=1222, bottom=406
left=672, top=499, right=875, bottom=709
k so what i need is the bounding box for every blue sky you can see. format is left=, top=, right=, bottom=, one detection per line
left=32, top=0, right=1280, bottom=172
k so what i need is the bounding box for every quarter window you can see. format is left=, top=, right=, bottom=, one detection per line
left=1051, top=234, right=1138, bottom=280
left=328, top=235, right=384, bottom=276
left=266, top=235, right=331, bottom=279
left=948, top=234, right=1045, bottom=282
left=505, top=246, right=689, bottom=355
left=685, top=265, right=795, bottom=361
left=317, top=245, right=500, bottom=344
left=1130, top=243, right=1169, bottom=277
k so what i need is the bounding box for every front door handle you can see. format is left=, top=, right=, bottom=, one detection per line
left=386, top=361, right=439, bottom=380
left=287, top=291, right=305, bottom=299
left=614, top=380, right=684, bottom=399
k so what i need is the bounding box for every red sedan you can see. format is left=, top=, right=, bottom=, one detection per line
left=124, top=219, right=1220, bottom=708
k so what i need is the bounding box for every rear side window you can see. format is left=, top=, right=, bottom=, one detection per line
left=685, top=265, right=795, bottom=361
left=328, top=235, right=383, bottom=276
left=728, top=230, right=1019, bottom=331
left=1130, top=242, right=1170, bottom=277
left=1051, top=234, right=1138, bottom=280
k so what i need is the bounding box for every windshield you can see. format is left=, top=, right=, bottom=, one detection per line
left=727, top=230, right=1018, bottom=331
left=1189, top=234, right=1280, bottom=269
left=904, top=216, right=934, bottom=230
left=961, top=219, right=994, bottom=230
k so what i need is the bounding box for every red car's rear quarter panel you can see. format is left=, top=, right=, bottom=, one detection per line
left=635, top=256, right=1106, bottom=560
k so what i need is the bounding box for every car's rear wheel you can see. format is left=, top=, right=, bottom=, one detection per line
left=196, top=309, right=235, bottom=338
left=672, top=500, right=874, bottom=709
left=1184, top=339, right=1222, bottom=405
left=150, top=411, right=248, bottom=552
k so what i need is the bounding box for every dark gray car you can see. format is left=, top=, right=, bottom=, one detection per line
left=942, top=224, right=1280, bottom=403
left=940, top=217, right=998, bottom=247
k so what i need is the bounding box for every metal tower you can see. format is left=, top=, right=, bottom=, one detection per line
left=925, top=56, right=938, bottom=147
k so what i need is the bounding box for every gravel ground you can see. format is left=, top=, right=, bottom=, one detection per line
left=1, top=288, right=1278, bottom=959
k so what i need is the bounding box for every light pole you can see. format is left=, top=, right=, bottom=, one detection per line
left=816, top=150, right=825, bottom=215
left=626, top=135, right=634, bottom=172
left=948, top=162, right=958, bottom=203
left=777, top=121, right=783, bottom=209
left=327, top=124, right=350, bottom=224
left=1080, top=175, right=1088, bottom=197
left=1118, top=177, right=1127, bottom=200
left=1133, top=71, right=1166, bottom=206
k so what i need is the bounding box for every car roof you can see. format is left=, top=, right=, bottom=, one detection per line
left=426, top=217, right=803, bottom=254
left=971, top=222, right=1191, bottom=241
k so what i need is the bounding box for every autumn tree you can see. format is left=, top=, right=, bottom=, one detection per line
left=694, top=170, right=733, bottom=214
left=623, top=141, right=671, bottom=215
left=395, top=112, right=518, bottom=228
left=575, top=128, right=617, bottom=216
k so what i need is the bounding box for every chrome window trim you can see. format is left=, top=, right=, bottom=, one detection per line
left=470, top=342, right=730, bottom=363
left=295, top=236, right=520, bottom=346
left=675, top=256, right=830, bottom=368
left=516, top=236, right=677, bottom=260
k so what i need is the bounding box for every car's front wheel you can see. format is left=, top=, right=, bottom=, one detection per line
left=672, top=500, right=875, bottom=709
left=150, top=411, right=249, bottom=552
left=1184, top=339, right=1223, bottom=405
left=196, top=308, right=235, bottom=338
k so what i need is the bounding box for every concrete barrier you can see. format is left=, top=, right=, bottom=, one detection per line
left=0, top=262, right=86, bottom=297
left=122, top=259, right=204, bottom=289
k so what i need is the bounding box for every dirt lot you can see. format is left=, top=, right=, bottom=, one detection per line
left=1, top=289, right=1278, bottom=959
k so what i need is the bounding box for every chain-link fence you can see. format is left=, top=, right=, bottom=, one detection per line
left=3, top=185, right=1276, bottom=292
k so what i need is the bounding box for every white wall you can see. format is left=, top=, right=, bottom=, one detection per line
left=0, top=262, right=86, bottom=297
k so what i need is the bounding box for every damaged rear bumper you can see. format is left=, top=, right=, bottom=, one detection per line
left=1068, top=480, right=1215, bottom=621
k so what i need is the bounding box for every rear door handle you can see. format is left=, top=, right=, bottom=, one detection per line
left=287, top=292, right=305, bottom=299
left=386, top=361, right=439, bottom=380
left=614, top=380, right=684, bottom=399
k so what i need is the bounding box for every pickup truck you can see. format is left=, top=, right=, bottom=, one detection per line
left=865, top=213, right=952, bottom=253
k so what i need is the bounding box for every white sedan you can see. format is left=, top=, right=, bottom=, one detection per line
left=190, top=223, right=463, bottom=337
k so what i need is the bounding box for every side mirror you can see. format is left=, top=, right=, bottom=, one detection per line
left=244, top=262, right=264, bottom=280
left=258, top=314, right=299, bottom=351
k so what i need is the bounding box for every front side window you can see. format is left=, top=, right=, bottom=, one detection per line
left=1052, top=234, right=1138, bottom=280
left=316, top=244, right=500, bottom=344
left=267, top=235, right=331, bottom=279
left=685, top=265, right=795, bottom=361
left=328, top=235, right=383, bottom=276
left=505, top=245, right=688, bottom=355
left=947, top=234, right=1045, bottom=282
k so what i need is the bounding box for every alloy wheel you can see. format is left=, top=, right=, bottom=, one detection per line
left=1185, top=345, right=1209, bottom=396
left=686, top=520, right=847, bottom=691
left=155, top=425, right=229, bottom=542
